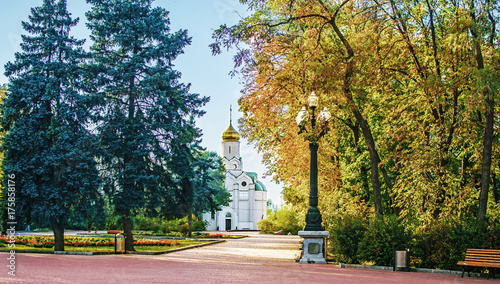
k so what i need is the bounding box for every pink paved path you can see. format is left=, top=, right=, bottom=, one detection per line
left=1, top=232, right=497, bottom=283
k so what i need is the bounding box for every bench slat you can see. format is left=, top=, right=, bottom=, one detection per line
left=465, top=255, right=500, bottom=259
left=458, top=262, right=500, bottom=268
left=464, top=256, right=500, bottom=261
left=466, top=255, right=500, bottom=258
left=457, top=249, right=500, bottom=268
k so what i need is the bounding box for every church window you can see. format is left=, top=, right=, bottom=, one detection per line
left=241, top=181, right=247, bottom=187
left=226, top=212, right=232, bottom=218
left=229, top=146, right=231, bottom=154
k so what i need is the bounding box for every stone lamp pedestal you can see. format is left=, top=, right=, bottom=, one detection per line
left=298, top=231, right=329, bottom=264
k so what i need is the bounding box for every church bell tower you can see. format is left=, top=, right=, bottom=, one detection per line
left=221, top=106, right=241, bottom=171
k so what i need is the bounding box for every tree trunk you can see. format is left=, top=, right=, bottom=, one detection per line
left=492, top=171, right=499, bottom=204
left=380, top=165, right=400, bottom=216
left=122, top=215, right=135, bottom=251
left=468, top=0, right=493, bottom=224
left=478, top=103, right=494, bottom=224
left=188, top=211, right=193, bottom=238
left=50, top=216, right=65, bottom=251
left=352, top=108, right=384, bottom=215
left=327, top=8, right=385, bottom=216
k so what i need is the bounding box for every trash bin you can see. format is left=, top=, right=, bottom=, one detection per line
left=393, top=246, right=410, bottom=272
left=115, top=234, right=126, bottom=254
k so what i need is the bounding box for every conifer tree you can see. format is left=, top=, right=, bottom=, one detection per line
left=1, top=0, right=101, bottom=251
left=170, top=139, right=230, bottom=237
left=86, top=0, right=208, bottom=251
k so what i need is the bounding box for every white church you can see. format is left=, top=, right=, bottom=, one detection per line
left=203, top=116, right=268, bottom=231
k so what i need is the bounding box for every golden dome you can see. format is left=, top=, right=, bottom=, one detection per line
left=222, top=122, right=240, bottom=142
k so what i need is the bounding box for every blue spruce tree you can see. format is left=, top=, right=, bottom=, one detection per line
left=86, top=0, right=208, bottom=250
left=1, top=0, right=101, bottom=251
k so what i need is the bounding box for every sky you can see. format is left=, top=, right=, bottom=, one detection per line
left=0, top=0, right=284, bottom=205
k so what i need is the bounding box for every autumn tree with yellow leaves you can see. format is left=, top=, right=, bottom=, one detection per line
left=211, top=0, right=499, bottom=242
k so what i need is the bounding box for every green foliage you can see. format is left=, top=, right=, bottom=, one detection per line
left=126, top=215, right=209, bottom=234
left=105, top=216, right=123, bottom=230
left=273, top=206, right=302, bottom=235
left=133, top=214, right=162, bottom=232
left=178, top=223, right=189, bottom=237
left=329, top=215, right=366, bottom=264
left=413, top=219, right=487, bottom=270
left=86, top=0, right=206, bottom=212
left=192, top=220, right=206, bottom=231
left=66, top=203, right=106, bottom=231
left=357, top=215, right=409, bottom=266
left=329, top=215, right=500, bottom=270
left=212, top=0, right=500, bottom=268
left=257, top=219, right=274, bottom=233
left=161, top=223, right=171, bottom=234
left=165, top=219, right=181, bottom=232
left=259, top=205, right=301, bottom=235
left=1, top=0, right=102, bottom=249
left=85, top=0, right=209, bottom=248
left=175, top=149, right=230, bottom=218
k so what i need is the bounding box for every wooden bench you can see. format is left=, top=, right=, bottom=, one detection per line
left=457, top=249, right=500, bottom=279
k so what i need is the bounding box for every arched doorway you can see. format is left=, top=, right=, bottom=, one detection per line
left=225, top=212, right=232, bottom=231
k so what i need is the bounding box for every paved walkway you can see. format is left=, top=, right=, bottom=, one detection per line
left=1, top=232, right=497, bottom=283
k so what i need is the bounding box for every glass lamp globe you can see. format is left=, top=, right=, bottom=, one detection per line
left=296, top=106, right=308, bottom=126
left=308, top=92, right=319, bottom=108
left=319, top=107, right=332, bottom=122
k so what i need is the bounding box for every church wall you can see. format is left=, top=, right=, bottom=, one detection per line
left=203, top=211, right=219, bottom=231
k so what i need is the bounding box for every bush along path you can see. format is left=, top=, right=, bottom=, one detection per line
left=104, top=230, right=245, bottom=239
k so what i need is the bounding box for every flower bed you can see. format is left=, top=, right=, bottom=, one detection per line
left=193, top=232, right=234, bottom=238
left=0, top=235, right=180, bottom=248
left=133, top=240, right=181, bottom=246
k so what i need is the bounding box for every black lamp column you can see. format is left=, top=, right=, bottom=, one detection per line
left=305, top=141, right=322, bottom=231
left=296, top=92, right=331, bottom=232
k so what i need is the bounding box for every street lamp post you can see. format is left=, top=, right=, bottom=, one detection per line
left=296, top=92, right=331, bottom=264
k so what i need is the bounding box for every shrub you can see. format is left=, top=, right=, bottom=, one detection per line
left=259, top=205, right=301, bottom=234
left=161, top=224, right=170, bottom=234
left=165, top=219, right=181, bottom=232
left=329, top=215, right=366, bottom=264
left=274, top=206, right=302, bottom=235
left=485, top=223, right=500, bottom=249
left=327, top=212, right=500, bottom=269
left=178, top=223, right=189, bottom=236
left=193, top=220, right=206, bottom=231
left=413, top=218, right=486, bottom=270
left=105, top=216, right=122, bottom=230
left=150, top=223, right=162, bottom=233
left=357, top=215, right=409, bottom=266
left=257, top=219, right=274, bottom=233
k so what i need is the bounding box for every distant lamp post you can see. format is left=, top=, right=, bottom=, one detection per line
left=296, top=91, right=331, bottom=264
